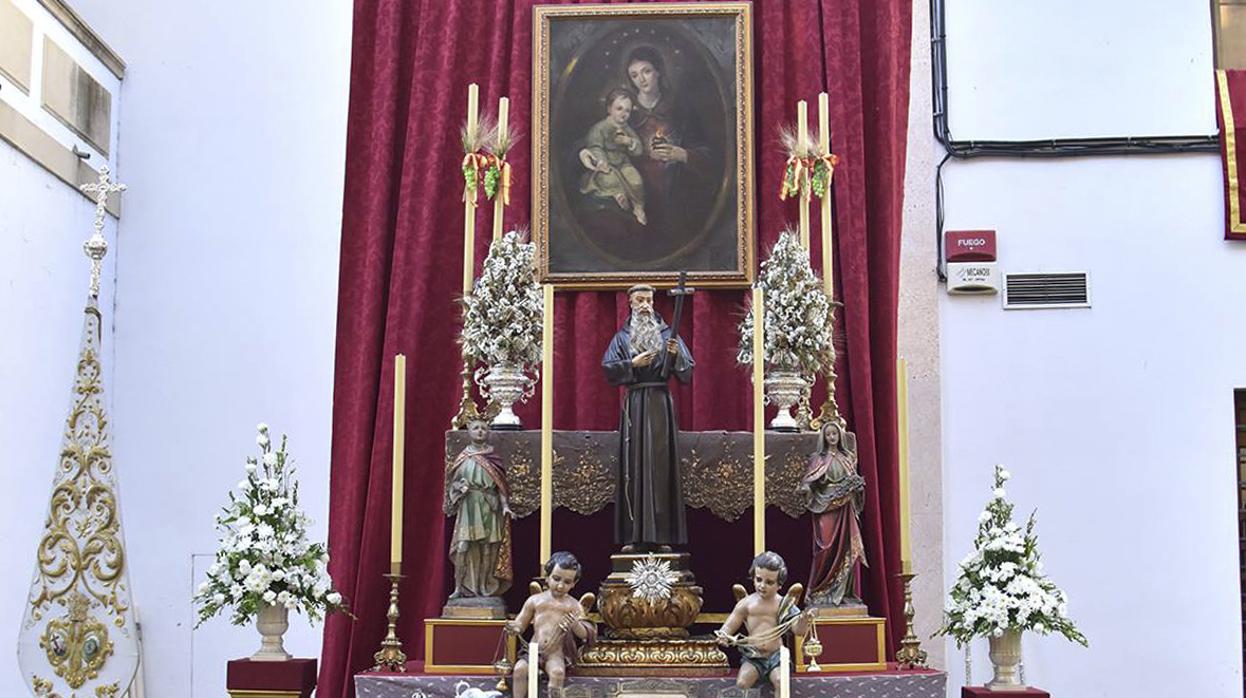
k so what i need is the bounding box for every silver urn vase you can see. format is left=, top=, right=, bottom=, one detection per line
left=477, top=362, right=534, bottom=430
left=252, top=602, right=291, bottom=661
left=763, top=369, right=810, bottom=431
left=986, top=629, right=1024, bottom=691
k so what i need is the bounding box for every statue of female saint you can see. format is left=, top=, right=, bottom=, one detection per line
left=798, top=419, right=866, bottom=609
left=444, top=417, right=513, bottom=614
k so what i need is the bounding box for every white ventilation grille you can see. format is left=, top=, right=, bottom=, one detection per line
left=1003, top=272, right=1090, bottom=309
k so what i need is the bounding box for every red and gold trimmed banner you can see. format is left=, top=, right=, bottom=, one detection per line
left=1216, top=69, right=1246, bottom=240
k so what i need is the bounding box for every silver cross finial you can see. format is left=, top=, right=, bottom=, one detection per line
left=79, top=166, right=125, bottom=298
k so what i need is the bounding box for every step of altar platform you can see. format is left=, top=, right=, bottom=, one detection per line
left=962, top=687, right=1049, bottom=697
left=355, top=662, right=947, bottom=698
left=422, top=614, right=888, bottom=675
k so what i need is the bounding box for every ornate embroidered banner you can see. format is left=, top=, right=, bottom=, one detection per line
left=17, top=299, right=140, bottom=698
left=1216, top=69, right=1246, bottom=240
left=17, top=169, right=139, bottom=698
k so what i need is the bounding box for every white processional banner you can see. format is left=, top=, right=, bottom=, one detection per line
left=17, top=169, right=138, bottom=697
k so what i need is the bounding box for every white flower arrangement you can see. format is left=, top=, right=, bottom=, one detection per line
left=938, top=465, right=1086, bottom=647
left=461, top=230, right=544, bottom=369
left=736, top=229, right=834, bottom=375
left=194, top=424, right=345, bottom=626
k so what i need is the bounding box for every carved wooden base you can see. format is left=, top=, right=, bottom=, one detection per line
left=599, top=552, right=703, bottom=641
left=575, top=637, right=730, bottom=676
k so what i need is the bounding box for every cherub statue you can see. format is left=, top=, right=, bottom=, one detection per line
left=715, top=551, right=814, bottom=690
left=507, top=552, right=597, bottom=698
left=444, top=416, right=513, bottom=613
left=797, top=418, right=866, bottom=608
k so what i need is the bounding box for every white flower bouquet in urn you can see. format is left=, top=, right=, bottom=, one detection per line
left=939, top=465, right=1085, bottom=689
left=193, top=423, right=345, bottom=660
left=736, top=229, right=834, bottom=430
left=461, top=229, right=544, bottom=429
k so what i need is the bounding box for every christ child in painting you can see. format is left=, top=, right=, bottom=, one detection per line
left=715, top=551, right=814, bottom=690
left=578, top=87, right=647, bottom=225
left=507, top=551, right=597, bottom=697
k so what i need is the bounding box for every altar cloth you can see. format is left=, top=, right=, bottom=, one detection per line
left=445, top=430, right=820, bottom=522
left=355, top=662, right=946, bottom=698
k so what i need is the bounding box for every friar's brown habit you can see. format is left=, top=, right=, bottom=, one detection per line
left=602, top=314, right=694, bottom=547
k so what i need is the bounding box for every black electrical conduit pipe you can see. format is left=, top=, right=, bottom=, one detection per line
left=927, top=0, right=1221, bottom=279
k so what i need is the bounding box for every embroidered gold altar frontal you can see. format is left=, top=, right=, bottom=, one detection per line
left=445, top=430, right=816, bottom=521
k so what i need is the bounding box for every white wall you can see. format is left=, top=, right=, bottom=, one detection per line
left=59, top=1, right=352, bottom=695
left=0, top=147, right=118, bottom=697
left=937, top=2, right=1240, bottom=694
left=944, top=0, right=1216, bottom=139
left=900, top=0, right=946, bottom=669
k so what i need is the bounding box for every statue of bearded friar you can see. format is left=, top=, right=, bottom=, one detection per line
left=601, top=284, right=695, bottom=552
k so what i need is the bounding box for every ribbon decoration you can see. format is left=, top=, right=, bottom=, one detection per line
left=461, top=151, right=490, bottom=206
left=779, top=155, right=810, bottom=201
left=780, top=154, right=841, bottom=201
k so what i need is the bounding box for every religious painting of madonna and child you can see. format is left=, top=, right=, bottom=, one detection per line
left=533, top=3, right=755, bottom=288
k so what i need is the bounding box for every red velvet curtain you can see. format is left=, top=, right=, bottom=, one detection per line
left=320, top=2, right=912, bottom=696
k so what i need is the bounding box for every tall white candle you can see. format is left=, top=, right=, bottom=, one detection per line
left=390, top=354, right=406, bottom=574
left=540, top=284, right=554, bottom=564
left=463, top=83, right=480, bottom=297
left=898, top=357, right=913, bottom=572
left=493, top=96, right=509, bottom=241
left=780, top=645, right=791, bottom=698
left=528, top=641, right=539, bottom=697
left=797, top=100, right=810, bottom=250
left=818, top=92, right=834, bottom=297
left=752, top=286, right=765, bottom=555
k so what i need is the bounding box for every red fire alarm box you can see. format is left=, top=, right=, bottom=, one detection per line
left=945, top=230, right=996, bottom=263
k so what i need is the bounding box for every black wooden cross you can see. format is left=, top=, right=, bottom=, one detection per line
left=660, top=271, right=695, bottom=380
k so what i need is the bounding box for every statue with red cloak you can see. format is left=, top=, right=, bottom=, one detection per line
left=799, top=419, right=867, bottom=609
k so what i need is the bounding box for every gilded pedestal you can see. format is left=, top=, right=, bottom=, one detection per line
left=577, top=552, right=728, bottom=675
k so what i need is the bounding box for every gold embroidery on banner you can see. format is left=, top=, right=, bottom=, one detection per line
left=1218, top=69, right=1246, bottom=233
left=40, top=592, right=114, bottom=689
left=28, top=331, right=128, bottom=629
left=32, top=675, right=59, bottom=697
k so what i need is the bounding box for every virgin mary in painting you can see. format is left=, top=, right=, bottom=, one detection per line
left=535, top=5, right=752, bottom=286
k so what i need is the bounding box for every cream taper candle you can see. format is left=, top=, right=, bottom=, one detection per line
left=390, top=354, right=407, bottom=572
left=492, top=96, right=509, bottom=242
left=753, top=285, right=766, bottom=555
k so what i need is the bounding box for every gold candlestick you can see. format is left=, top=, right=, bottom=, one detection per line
left=454, top=82, right=486, bottom=430
left=371, top=573, right=408, bottom=672
left=895, top=570, right=928, bottom=669
left=451, top=360, right=483, bottom=429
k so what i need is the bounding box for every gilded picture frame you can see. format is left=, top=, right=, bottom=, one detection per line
left=533, top=2, right=755, bottom=289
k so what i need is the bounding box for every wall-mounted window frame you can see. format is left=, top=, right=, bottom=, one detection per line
left=1214, top=0, right=1246, bottom=70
